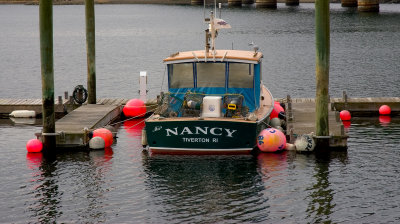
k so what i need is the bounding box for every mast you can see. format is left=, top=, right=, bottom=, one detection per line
left=204, top=11, right=216, bottom=55
left=210, top=11, right=216, bottom=55
left=205, top=28, right=210, bottom=54
left=205, top=9, right=230, bottom=55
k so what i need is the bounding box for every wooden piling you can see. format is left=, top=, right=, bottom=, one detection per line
left=39, top=0, right=56, bottom=151
left=242, top=0, right=254, bottom=4
left=256, top=0, right=277, bottom=8
left=191, top=0, right=203, bottom=5
left=228, top=0, right=242, bottom=6
left=85, top=0, right=96, bottom=104
left=341, top=0, right=357, bottom=7
left=286, top=0, right=299, bottom=6
left=358, top=0, right=379, bottom=12
left=315, top=0, right=330, bottom=147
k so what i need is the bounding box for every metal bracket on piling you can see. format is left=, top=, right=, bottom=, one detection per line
left=289, top=127, right=294, bottom=143
left=83, top=127, right=90, bottom=145
left=343, top=91, right=348, bottom=109
left=58, top=96, right=63, bottom=105
left=287, top=95, right=293, bottom=121
left=335, top=111, right=340, bottom=122
left=42, top=132, right=60, bottom=136
left=59, top=131, right=65, bottom=143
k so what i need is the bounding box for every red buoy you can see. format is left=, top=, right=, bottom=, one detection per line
left=93, top=128, right=113, bottom=147
left=123, top=99, right=146, bottom=118
left=340, top=110, right=351, bottom=121
left=270, top=102, right=285, bottom=119
left=379, top=105, right=391, bottom=115
left=26, top=139, right=43, bottom=153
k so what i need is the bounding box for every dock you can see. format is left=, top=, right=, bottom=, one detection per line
left=0, top=98, right=133, bottom=118
left=55, top=103, right=123, bottom=148
left=282, top=97, right=348, bottom=149
left=0, top=98, right=74, bottom=118
left=2, top=96, right=400, bottom=150
left=331, top=95, right=400, bottom=116
left=0, top=98, right=128, bottom=148
left=52, top=98, right=155, bottom=148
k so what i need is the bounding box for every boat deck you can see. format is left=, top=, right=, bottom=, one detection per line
left=147, top=85, right=273, bottom=123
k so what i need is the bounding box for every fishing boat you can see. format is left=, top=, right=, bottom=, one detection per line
left=144, top=11, right=274, bottom=154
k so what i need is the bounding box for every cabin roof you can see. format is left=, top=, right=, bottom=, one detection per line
left=163, top=50, right=263, bottom=64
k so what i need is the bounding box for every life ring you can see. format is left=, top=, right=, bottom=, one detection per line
left=72, top=85, right=88, bottom=104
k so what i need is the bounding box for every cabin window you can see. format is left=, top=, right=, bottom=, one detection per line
left=169, top=63, right=194, bottom=88
left=228, top=63, right=254, bottom=88
left=196, top=63, right=225, bottom=88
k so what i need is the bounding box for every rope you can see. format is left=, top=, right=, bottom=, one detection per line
left=106, top=107, right=157, bottom=127
left=125, top=118, right=146, bottom=131
left=86, top=107, right=158, bottom=136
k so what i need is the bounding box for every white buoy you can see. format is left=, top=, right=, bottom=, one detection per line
left=9, top=110, right=36, bottom=118
left=269, top=117, right=281, bottom=128
left=294, top=134, right=315, bottom=152
left=89, top=136, right=105, bottom=149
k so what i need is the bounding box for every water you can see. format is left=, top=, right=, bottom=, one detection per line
left=1, top=3, right=400, bottom=223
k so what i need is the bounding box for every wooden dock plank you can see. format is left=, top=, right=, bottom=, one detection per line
left=96, top=98, right=106, bottom=104
left=56, top=104, right=119, bottom=131
left=55, top=104, right=122, bottom=147
left=286, top=101, right=347, bottom=149
left=332, top=97, right=400, bottom=116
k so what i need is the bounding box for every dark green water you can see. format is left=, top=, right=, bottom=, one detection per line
left=1, top=3, right=400, bottom=223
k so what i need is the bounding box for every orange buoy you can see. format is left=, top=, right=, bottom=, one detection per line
left=123, top=99, right=147, bottom=118
left=379, top=105, right=391, bottom=115
left=257, top=128, right=286, bottom=152
left=339, top=110, right=351, bottom=121
left=26, top=139, right=43, bottom=153
left=93, top=128, right=113, bottom=147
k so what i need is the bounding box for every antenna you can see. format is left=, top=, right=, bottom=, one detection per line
left=214, top=0, right=217, bottom=18
left=203, top=0, right=206, bottom=22
left=219, top=3, right=222, bottom=18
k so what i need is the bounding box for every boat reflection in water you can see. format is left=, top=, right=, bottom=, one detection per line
left=142, top=149, right=350, bottom=223
left=142, top=153, right=269, bottom=222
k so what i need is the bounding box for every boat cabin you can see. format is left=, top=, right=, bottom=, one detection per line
left=160, top=49, right=263, bottom=118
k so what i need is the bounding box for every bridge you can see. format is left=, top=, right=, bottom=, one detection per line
left=0, top=0, right=381, bottom=12
left=192, top=0, right=380, bottom=11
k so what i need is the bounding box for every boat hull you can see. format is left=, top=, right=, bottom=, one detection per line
left=145, top=119, right=260, bottom=154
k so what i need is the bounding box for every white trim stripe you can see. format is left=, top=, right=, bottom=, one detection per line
left=149, top=147, right=252, bottom=152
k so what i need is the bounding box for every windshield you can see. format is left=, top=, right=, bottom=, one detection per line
left=169, top=63, right=194, bottom=89
left=228, top=63, right=254, bottom=88
left=168, top=62, right=254, bottom=89
left=196, top=63, right=225, bottom=88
